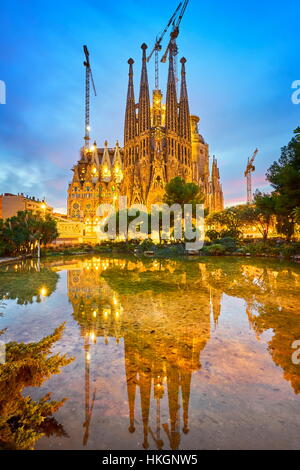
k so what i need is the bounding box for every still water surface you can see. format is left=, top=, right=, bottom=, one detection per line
left=0, top=255, right=300, bottom=450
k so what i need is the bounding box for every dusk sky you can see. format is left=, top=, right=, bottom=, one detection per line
left=0, top=0, right=299, bottom=212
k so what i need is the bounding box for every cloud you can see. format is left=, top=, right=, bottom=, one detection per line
left=0, top=0, right=298, bottom=208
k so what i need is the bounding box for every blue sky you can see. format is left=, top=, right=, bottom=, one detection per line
left=0, top=0, right=299, bottom=211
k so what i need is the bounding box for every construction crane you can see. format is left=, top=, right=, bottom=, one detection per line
left=245, top=149, right=259, bottom=204
left=83, top=45, right=97, bottom=149
left=161, top=0, right=190, bottom=83
left=147, top=2, right=182, bottom=89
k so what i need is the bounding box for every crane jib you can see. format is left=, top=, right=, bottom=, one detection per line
left=147, top=1, right=186, bottom=63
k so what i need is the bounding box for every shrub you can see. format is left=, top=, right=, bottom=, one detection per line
left=205, top=229, right=221, bottom=241
left=139, top=239, right=156, bottom=252
left=206, top=244, right=227, bottom=256
left=200, top=246, right=209, bottom=255
left=240, top=241, right=270, bottom=255
left=279, top=243, right=300, bottom=257
left=156, top=243, right=185, bottom=257
left=215, top=237, right=237, bottom=253
left=93, top=245, right=112, bottom=254
left=112, top=241, right=137, bottom=254
left=220, top=228, right=242, bottom=239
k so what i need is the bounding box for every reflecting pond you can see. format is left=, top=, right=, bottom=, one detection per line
left=0, top=256, right=300, bottom=450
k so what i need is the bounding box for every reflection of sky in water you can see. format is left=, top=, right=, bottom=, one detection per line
left=0, top=256, right=300, bottom=450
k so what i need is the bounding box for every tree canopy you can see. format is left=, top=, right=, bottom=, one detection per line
left=207, top=127, right=300, bottom=241
left=206, top=205, right=247, bottom=238
left=266, top=127, right=300, bottom=238
left=163, top=177, right=205, bottom=209
left=0, top=211, right=58, bottom=256
left=0, top=324, right=73, bottom=450
left=206, top=195, right=277, bottom=240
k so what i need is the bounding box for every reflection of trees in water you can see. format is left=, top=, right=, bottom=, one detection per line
left=0, top=324, right=73, bottom=450
left=0, top=261, right=59, bottom=306
left=249, top=304, right=300, bottom=394
left=0, top=300, right=6, bottom=315
left=67, top=257, right=220, bottom=450
left=204, top=258, right=300, bottom=395
left=203, top=258, right=299, bottom=301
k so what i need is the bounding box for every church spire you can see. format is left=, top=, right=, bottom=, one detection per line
left=138, top=44, right=151, bottom=134
left=178, top=58, right=191, bottom=141
left=124, top=58, right=136, bottom=144
left=165, top=48, right=178, bottom=133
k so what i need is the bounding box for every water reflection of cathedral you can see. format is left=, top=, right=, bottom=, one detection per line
left=1, top=256, right=299, bottom=449
left=67, top=257, right=222, bottom=449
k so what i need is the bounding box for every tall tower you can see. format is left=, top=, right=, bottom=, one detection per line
left=178, top=58, right=190, bottom=141
left=210, top=156, right=224, bottom=212
left=138, top=44, right=152, bottom=202
left=123, top=58, right=137, bottom=204
left=165, top=47, right=178, bottom=134
left=190, top=115, right=210, bottom=202
left=124, top=58, right=136, bottom=145
left=138, top=44, right=151, bottom=135
left=123, top=45, right=153, bottom=205
left=165, top=47, right=179, bottom=182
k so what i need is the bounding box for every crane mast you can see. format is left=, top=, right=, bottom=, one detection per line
left=147, top=2, right=182, bottom=90
left=83, top=45, right=97, bottom=149
left=161, top=0, right=190, bottom=87
left=245, top=149, right=259, bottom=204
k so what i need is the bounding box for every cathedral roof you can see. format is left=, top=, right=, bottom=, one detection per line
left=96, top=147, right=124, bottom=165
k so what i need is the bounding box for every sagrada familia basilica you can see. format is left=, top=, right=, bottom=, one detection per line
left=67, top=43, right=224, bottom=228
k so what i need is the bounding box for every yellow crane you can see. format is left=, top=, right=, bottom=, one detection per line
left=245, top=149, right=259, bottom=204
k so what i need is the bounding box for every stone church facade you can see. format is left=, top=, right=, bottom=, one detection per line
left=68, top=44, right=224, bottom=230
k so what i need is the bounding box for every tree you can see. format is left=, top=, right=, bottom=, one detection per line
left=0, top=324, right=73, bottom=450
left=206, top=205, right=247, bottom=238
left=163, top=177, right=205, bottom=209
left=103, top=209, right=150, bottom=240
left=207, top=196, right=278, bottom=241
left=162, top=177, right=205, bottom=242
left=251, top=191, right=277, bottom=240
left=266, top=127, right=300, bottom=239
left=0, top=211, right=58, bottom=256
left=40, top=214, right=59, bottom=245
left=1, top=214, right=31, bottom=255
